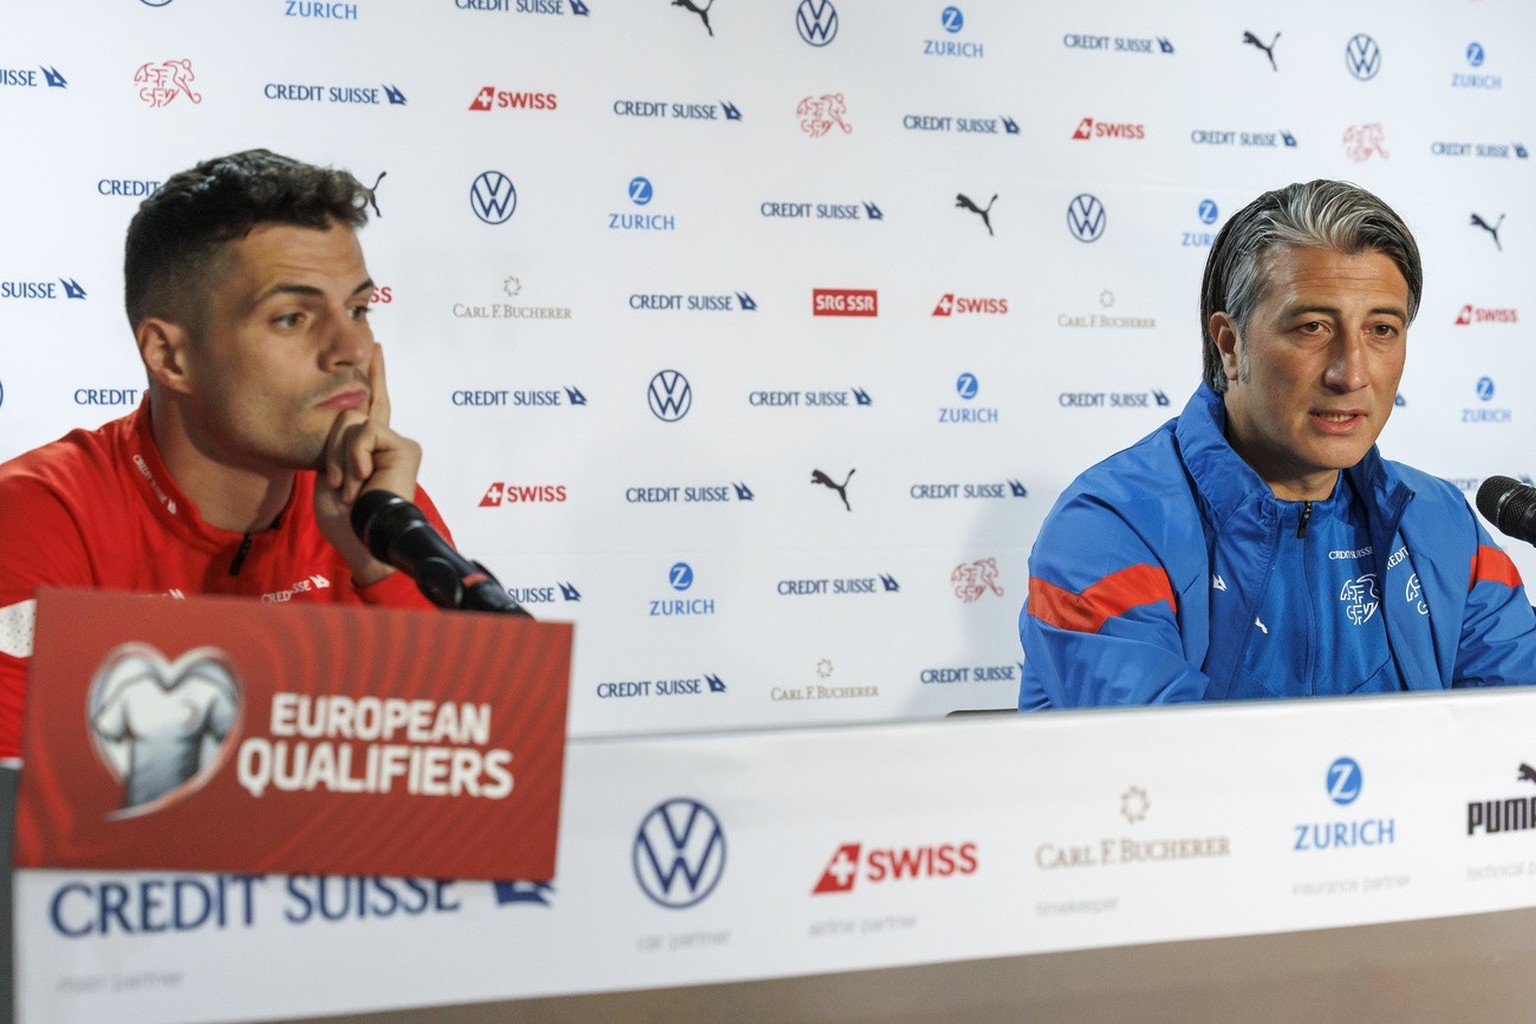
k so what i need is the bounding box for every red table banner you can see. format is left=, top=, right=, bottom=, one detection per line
left=15, top=588, right=572, bottom=879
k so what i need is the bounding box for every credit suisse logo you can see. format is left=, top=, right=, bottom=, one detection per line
left=263, top=82, right=405, bottom=106
left=1431, top=140, right=1527, bottom=160
left=0, top=278, right=87, bottom=301
left=902, top=112, right=1018, bottom=136
left=1072, top=117, right=1144, bottom=141
left=0, top=65, right=67, bottom=88
left=452, top=386, right=585, bottom=409
left=454, top=0, right=590, bottom=14
left=469, top=86, right=557, bottom=111
left=633, top=798, right=726, bottom=909
left=505, top=580, right=581, bottom=605
left=812, top=288, right=877, bottom=316
left=613, top=97, right=741, bottom=121
left=1062, top=31, right=1174, bottom=55
left=811, top=839, right=978, bottom=894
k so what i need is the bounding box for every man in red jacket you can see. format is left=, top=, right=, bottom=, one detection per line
left=0, top=149, right=451, bottom=761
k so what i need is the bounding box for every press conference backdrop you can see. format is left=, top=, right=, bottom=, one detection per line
left=4, top=0, right=1536, bottom=737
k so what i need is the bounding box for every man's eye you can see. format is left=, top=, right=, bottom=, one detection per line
left=349, top=305, right=372, bottom=321
left=273, top=313, right=303, bottom=329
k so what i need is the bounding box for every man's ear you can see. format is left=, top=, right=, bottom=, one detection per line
left=137, top=317, right=194, bottom=395
left=1209, top=312, right=1241, bottom=382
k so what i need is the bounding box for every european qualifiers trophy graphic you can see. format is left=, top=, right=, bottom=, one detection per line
left=87, top=643, right=241, bottom=818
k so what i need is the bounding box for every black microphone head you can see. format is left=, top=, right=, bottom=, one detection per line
left=1477, top=475, right=1536, bottom=540
left=349, top=490, right=420, bottom=562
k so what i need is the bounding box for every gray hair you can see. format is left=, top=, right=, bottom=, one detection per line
left=1199, top=180, right=1422, bottom=393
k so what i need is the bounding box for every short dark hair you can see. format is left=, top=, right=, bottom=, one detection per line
left=124, top=149, right=370, bottom=329
left=1199, top=180, right=1423, bottom=393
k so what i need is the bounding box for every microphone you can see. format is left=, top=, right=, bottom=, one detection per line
left=350, top=490, right=530, bottom=616
left=1476, top=476, right=1536, bottom=545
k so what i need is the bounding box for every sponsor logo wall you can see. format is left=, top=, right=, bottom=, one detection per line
left=2, top=6, right=1535, bottom=744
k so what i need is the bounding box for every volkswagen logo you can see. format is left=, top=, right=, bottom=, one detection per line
left=1066, top=193, right=1106, bottom=242
left=470, top=171, right=517, bottom=225
left=1345, top=33, right=1381, bottom=81
left=633, top=798, right=726, bottom=909
left=955, top=372, right=978, bottom=400
left=648, top=369, right=693, bottom=422
left=795, top=0, right=838, bottom=46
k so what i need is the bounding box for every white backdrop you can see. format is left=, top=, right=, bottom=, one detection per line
left=3, top=0, right=1535, bottom=737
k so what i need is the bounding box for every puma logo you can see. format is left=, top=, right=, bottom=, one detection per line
left=811, top=468, right=855, bottom=511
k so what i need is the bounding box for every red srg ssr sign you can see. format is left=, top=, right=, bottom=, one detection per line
left=812, top=288, right=878, bottom=317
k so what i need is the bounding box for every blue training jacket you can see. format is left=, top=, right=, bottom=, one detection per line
left=1019, top=385, right=1536, bottom=709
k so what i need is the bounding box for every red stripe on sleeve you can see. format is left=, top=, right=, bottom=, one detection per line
left=1028, top=564, right=1178, bottom=634
left=1470, top=545, right=1523, bottom=591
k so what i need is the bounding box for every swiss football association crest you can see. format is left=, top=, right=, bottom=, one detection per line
left=87, top=642, right=241, bottom=818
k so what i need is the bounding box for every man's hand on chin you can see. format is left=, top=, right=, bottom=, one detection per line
left=313, top=343, right=423, bottom=586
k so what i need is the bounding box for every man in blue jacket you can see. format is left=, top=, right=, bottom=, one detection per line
left=1019, top=180, right=1536, bottom=709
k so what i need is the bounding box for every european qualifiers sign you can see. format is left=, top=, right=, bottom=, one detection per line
left=17, top=589, right=572, bottom=880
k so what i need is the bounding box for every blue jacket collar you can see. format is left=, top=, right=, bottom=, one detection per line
left=1174, top=383, right=1413, bottom=530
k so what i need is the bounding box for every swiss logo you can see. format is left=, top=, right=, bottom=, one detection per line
left=810, top=839, right=978, bottom=894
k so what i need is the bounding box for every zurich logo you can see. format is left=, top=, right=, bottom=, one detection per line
left=955, top=372, right=978, bottom=399
left=470, top=171, right=517, bottom=225
left=795, top=0, right=837, bottom=46
left=1066, top=193, right=1106, bottom=242
left=941, top=5, right=963, bottom=32
left=648, top=369, right=693, bottom=422
left=633, top=798, right=726, bottom=909
left=1345, top=33, right=1381, bottom=81
left=669, top=562, right=694, bottom=591
left=1198, top=198, right=1219, bottom=225
left=628, top=176, right=654, bottom=206
left=1466, top=42, right=1484, bottom=67
left=1477, top=376, right=1495, bottom=401
left=1326, top=757, right=1362, bottom=806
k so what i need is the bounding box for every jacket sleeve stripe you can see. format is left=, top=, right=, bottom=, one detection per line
left=1028, top=564, right=1178, bottom=634
left=1470, top=545, right=1523, bottom=591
